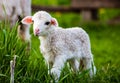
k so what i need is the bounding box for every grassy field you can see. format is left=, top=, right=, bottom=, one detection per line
left=0, top=0, right=120, bottom=83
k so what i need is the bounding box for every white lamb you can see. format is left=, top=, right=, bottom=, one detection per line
left=0, top=0, right=21, bottom=24
left=21, top=11, right=96, bottom=82
left=0, top=0, right=31, bottom=27
left=17, top=0, right=31, bottom=50
left=0, top=0, right=31, bottom=50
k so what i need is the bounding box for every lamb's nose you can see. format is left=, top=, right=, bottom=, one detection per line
left=35, top=28, right=40, bottom=33
left=34, top=28, right=40, bottom=36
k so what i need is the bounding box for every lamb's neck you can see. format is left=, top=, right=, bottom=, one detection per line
left=40, top=26, right=55, bottom=37
left=39, top=30, right=54, bottom=41
left=39, top=34, right=52, bottom=47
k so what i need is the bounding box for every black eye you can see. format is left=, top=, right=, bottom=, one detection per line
left=45, top=21, right=50, bottom=25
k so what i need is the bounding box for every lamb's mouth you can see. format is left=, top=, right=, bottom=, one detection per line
left=34, top=32, right=40, bottom=36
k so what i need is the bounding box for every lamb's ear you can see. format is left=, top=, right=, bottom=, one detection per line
left=51, top=18, right=58, bottom=27
left=21, top=16, right=33, bottom=25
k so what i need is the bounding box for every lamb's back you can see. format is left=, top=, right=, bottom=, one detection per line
left=49, top=27, right=89, bottom=54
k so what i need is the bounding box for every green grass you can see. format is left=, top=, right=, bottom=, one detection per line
left=0, top=0, right=120, bottom=82
left=0, top=18, right=120, bottom=83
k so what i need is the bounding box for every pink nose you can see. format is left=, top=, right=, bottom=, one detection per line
left=35, top=28, right=40, bottom=35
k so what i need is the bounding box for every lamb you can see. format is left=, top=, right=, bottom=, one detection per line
left=21, top=11, right=96, bottom=82
left=0, top=0, right=31, bottom=27
left=0, top=0, right=22, bottom=27
left=0, top=0, right=31, bottom=50
left=17, top=0, right=31, bottom=50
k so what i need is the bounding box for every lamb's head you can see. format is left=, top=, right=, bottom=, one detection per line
left=21, top=11, right=58, bottom=36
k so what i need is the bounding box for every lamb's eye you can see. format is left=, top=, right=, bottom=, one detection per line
left=45, top=21, right=50, bottom=25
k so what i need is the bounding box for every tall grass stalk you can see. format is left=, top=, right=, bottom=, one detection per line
left=10, top=55, right=17, bottom=83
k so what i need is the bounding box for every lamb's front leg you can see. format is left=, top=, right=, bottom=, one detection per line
left=51, top=55, right=67, bottom=82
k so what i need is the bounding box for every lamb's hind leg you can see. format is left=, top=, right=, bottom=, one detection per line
left=69, top=58, right=79, bottom=72
left=82, top=57, right=96, bottom=77
left=81, top=35, right=96, bottom=77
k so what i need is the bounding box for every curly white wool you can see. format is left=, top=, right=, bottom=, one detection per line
left=22, top=11, right=96, bottom=82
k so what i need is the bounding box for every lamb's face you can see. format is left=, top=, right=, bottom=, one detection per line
left=21, top=11, right=58, bottom=36
left=32, top=12, right=52, bottom=36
